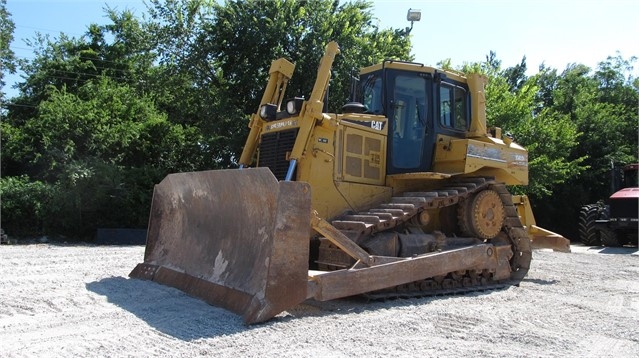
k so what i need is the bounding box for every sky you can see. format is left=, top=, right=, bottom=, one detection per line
left=4, top=0, right=639, bottom=98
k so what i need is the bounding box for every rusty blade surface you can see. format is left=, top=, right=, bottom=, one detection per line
left=130, top=168, right=311, bottom=324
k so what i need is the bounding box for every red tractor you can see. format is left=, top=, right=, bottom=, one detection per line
left=579, top=163, right=639, bottom=246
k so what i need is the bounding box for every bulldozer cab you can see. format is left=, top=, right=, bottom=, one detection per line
left=356, top=63, right=472, bottom=175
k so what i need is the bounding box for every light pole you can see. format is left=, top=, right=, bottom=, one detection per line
left=634, top=79, right=639, bottom=156
left=405, top=8, right=421, bottom=35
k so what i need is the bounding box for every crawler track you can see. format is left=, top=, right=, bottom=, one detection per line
left=319, top=177, right=532, bottom=298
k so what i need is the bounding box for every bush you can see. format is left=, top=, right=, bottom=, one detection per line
left=1, top=162, right=158, bottom=240
left=0, top=176, right=53, bottom=236
left=42, top=160, right=157, bottom=240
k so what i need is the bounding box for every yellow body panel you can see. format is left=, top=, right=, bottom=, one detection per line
left=433, top=135, right=528, bottom=185
left=298, top=115, right=393, bottom=220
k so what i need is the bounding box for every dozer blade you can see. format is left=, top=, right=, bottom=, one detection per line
left=130, top=168, right=312, bottom=324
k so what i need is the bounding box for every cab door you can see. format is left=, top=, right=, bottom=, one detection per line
left=386, top=71, right=434, bottom=174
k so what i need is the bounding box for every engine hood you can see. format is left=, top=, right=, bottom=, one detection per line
left=610, top=187, right=639, bottom=199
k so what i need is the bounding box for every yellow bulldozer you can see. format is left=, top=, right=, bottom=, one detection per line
left=130, top=42, right=569, bottom=324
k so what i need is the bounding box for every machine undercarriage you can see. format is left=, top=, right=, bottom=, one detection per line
left=313, top=177, right=530, bottom=299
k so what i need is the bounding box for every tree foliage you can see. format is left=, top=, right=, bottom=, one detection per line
left=142, top=0, right=411, bottom=165
left=1, top=0, right=637, bottom=240
left=535, top=55, right=638, bottom=237
left=465, top=56, right=585, bottom=198
left=0, top=0, right=16, bottom=102
left=1, top=0, right=411, bottom=238
left=0, top=176, right=52, bottom=235
left=462, top=51, right=637, bottom=237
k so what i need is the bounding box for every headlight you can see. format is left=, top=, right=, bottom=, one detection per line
left=285, top=97, right=304, bottom=115
left=259, top=103, right=277, bottom=121
left=286, top=100, right=297, bottom=115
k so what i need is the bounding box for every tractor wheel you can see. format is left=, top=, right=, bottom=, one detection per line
left=578, top=204, right=603, bottom=246
left=600, top=228, right=622, bottom=247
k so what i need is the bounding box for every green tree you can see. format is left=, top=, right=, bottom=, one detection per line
left=534, top=63, right=559, bottom=112
left=502, top=56, right=527, bottom=92
left=2, top=0, right=412, bottom=238
left=0, top=0, right=16, bottom=105
left=204, top=0, right=411, bottom=113
left=4, top=76, right=203, bottom=175
left=0, top=176, right=52, bottom=235
left=522, top=56, right=638, bottom=239
left=2, top=63, right=204, bottom=237
left=550, top=57, right=638, bottom=203
left=464, top=57, right=585, bottom=199
left=142, top=0, right=412, bottom=166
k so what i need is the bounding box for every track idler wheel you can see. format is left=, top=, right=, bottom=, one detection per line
left=459, top=189, right=505, bottom=239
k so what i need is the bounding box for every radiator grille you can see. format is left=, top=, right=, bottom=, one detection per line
left=343, top=128, right=383, bottom=184
left=257, top=129, right=298, bottom=181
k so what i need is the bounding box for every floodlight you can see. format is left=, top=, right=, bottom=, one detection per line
left=407, top=8, right=421, bottom=22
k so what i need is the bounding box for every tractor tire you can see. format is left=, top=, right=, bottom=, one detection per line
left=578, top=204, right=603, bottom=246
left=600, top=228, right=622, bottom=247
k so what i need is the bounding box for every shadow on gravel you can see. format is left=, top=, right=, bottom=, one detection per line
left=597, top=247, right=639, bottom=255
left=275, top=287, right=511, bottom=324
left=87, top=277, right=517, bottom=337
left=522, top=278, right=559, bottom=285
left=86, top=277, right=406, bottom=335
left=86, top=276, right=253, bottom=340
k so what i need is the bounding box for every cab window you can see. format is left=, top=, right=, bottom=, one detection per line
left=361, top=74, right=383, bottom=115
left=439, top=83, right=468, bottom=131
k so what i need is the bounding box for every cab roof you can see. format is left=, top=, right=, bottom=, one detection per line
left=359, top=60, right=468, bottom=84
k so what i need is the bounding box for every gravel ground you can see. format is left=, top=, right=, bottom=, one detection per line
left=0, top=243, right=637, bottom=357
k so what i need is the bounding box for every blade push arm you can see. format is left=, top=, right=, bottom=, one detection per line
left=278, top=41, right=341, bottom=180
